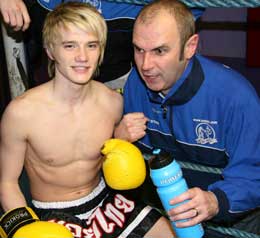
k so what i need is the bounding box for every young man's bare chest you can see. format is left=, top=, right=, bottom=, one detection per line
left=25, top=108, right=114, bottom=166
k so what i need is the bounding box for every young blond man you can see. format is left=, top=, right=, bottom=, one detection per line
left=0, top=2, right=175, bottom=237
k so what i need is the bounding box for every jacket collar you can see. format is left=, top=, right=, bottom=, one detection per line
left=147, top=56, right=205, bottom=106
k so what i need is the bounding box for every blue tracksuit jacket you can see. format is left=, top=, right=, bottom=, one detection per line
left=123, top=54, right=260, bottom=222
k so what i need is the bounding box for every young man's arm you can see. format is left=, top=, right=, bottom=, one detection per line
left=0, top=100, right=28, bottom=211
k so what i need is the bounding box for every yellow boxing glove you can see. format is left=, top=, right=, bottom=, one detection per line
left=0, top=207, right=73, bottom=238
left=13, top=221, right=74, bottom=238
left=101, top=138, right=146, bottom=190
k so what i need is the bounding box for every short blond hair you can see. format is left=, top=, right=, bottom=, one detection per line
left=43, top=2, right=107, bottom=78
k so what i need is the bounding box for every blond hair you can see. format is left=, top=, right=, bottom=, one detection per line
left=43, top=2, right=107, bottom=78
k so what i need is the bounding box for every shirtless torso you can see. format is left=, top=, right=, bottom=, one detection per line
left=0, top=79, right=122, bottom=209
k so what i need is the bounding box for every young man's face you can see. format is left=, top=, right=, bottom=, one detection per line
left=133, top=12, right=192, bottom=95
left=47, top=24, right=100, bottom=85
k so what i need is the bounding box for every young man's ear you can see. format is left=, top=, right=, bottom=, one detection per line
left=184, top=34, right=199, bottom=60
left=45, top=47, right=54, bottom=60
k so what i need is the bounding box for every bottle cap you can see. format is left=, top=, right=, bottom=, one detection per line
left=149, top=149, right=174, bottom=169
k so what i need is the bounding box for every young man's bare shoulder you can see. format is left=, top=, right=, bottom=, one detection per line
left=92, top=81, right=123, bottom=121
left=2, top=83, right=50, bottom=121
left=92, top=80, right=123, bottom=104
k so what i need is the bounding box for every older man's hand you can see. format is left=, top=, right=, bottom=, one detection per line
left=0, top=0, right=30, bottom=31
left=114, top=112, right=149, bottom=142
left=168, top=187, right=219, bottom=227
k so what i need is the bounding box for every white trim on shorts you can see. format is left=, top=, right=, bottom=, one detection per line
left=32, top=177, right=106, bottom=209
left=32, top=177, right=107, bottom=220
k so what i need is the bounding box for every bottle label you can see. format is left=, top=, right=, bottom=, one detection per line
left=160, top=170, right=182, bottom=185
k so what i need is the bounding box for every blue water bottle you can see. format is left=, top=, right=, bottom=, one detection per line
left=149, top=149, right=204, bottom=238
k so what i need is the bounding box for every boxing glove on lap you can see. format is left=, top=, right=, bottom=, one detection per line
left=0, top=207, right=73, bottom=238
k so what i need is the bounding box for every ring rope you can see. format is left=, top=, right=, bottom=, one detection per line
left=178, top=161, right=222, bottom=174
left=143, top=153, right=222, bottom=174
left=206, top=223, right=260, bottom=238
left=107, top=0, right=260, bottom=8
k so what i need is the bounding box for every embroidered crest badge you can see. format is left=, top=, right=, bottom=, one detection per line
left=195, top=122, right=217, bottom=145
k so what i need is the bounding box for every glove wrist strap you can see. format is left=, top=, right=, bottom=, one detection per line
left=0, top=207, right=39, bottom=238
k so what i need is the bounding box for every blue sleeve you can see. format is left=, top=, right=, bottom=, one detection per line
left=209, top=84, right=260, bottom=220
left=123, top=68, right=154, bottom=153
left=123, top=68, right=140, bottom=114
